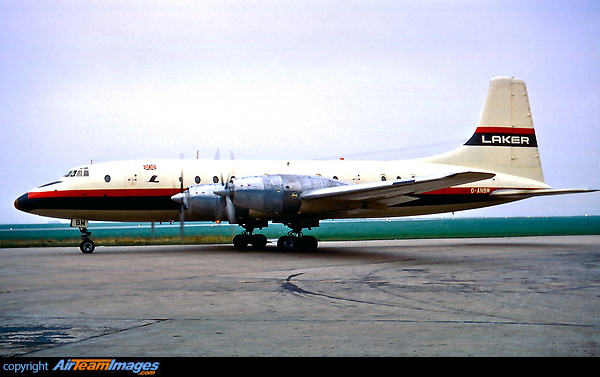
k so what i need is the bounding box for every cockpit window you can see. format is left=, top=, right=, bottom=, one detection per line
left=65, top=167, right=89, bottom=177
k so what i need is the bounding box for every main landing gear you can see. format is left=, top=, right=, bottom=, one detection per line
left=233, top=232, right=268, bottom=250
left=232, top=221, right=319, bottom=252
left=79, top=227, right=95, bottom=254
left=232, top=232, right=318, bottom=252
left=277, top=233, right=318, bottom=252
left=231, top=220, right=269, bottom=251
left=276, top=221, right=319, bottom=252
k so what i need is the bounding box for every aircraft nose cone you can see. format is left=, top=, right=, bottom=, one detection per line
left=14, top=193, right=31, bottom=213
left=171, top=193, right=184, bottom=205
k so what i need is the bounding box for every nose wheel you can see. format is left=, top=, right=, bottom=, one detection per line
left=79, top=227, right=95, bottom=254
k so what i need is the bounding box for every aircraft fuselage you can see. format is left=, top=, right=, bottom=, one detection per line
left=15, top=157, right=540, bottom=223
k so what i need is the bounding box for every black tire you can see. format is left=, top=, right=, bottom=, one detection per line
left=277, top=236, right=296, bottom=251
left=80, top=239, right=95, bottom=254
left=298, top=236, right=318, bottom=252
left=233, top=234, right=250, bottom=250
left=250, top=234, right=268, bottom=250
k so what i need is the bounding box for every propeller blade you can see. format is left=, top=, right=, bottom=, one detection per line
left=212, top=177, right=237, bottom=224
left=179, top=170, right=185, bottom=241
left=179, top=204, right=185, bottom=241
left=225, top=196, right=237, bottom=224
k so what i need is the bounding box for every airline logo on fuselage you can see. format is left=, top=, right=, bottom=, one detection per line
left=465, top=127, right=538, bottom=147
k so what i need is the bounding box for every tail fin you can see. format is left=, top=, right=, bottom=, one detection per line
left=425, top=77, right=545, bottom=183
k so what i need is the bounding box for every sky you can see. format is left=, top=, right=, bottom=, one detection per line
left=1, top=0, right=599, bottom=223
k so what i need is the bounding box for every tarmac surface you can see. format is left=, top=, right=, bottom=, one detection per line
left=1, top=236, right=599, bottom=357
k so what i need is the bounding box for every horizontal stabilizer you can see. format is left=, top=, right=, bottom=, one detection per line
left=490, top=188, right=598, bottom=199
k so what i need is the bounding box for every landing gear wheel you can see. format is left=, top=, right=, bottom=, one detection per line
left=233, top=234, right=250, bottom=250
left=80, top=239, right=95, bottom=254
left=299, top=236, right=318, bottom=252
left=250, top=234, right=268, bottom=250
left=78, top=226, right=95, bottom=254
left=277, top=236, right=296, bottom=251
left=233, top=234, right=268, bottom=250
left=277, top=235, right=318, bottom=252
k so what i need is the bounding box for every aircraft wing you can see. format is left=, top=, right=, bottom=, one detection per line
left=301, top=171, right=496, bottom=208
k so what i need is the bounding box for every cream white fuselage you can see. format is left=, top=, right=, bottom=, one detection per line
left=18, top=157, right=544, bottom=223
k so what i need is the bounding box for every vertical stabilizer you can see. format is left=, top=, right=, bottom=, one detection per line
left=425, top=77, right=545, bottom=183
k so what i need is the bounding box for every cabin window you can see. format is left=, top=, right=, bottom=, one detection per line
left=104, top=175, right=111, bottom=183
left=380, top=175, right=387, bottom=181
left=195, top=176, right=201, bottom=184
left=213, top=176, right=219, bottom=183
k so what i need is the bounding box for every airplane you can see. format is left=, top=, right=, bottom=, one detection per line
left=14, top=77, right=597, bottom=253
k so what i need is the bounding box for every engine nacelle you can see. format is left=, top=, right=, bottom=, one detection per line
left=180, top=183, right=227, bottom=220
left=229, top=174, right=346, bottom=214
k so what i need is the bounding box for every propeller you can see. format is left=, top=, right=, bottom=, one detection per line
left=215, top=169, right=237, bottom=224
left=172, top=151, right=237, bottom=227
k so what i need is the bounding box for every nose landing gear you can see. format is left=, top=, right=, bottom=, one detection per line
left=79, top=227, right=95, bottom=254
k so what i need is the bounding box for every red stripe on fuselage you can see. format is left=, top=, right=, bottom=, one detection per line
left=26, top=186, right=538, bottom=200
left=474, top=127, right=535, bottom=135
left=419, top=187, right=537, bottom=195
left=420, top=187, right=493, bottom=195
left=27, top=188, right=181, bottom=199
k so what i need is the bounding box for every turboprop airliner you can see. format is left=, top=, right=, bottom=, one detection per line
left=14, top=77, right=597, bottom=253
